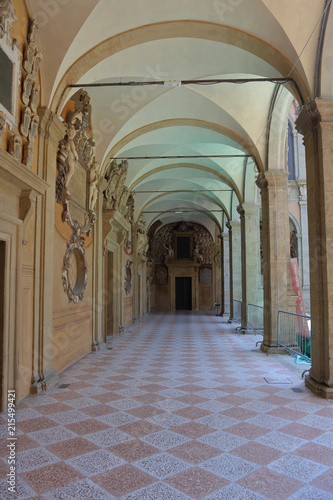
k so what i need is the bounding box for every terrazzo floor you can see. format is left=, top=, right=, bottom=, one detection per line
left=1, top=311, right=333, bottom=499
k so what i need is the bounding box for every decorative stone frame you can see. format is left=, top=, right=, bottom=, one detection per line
left=0, top=19, right=21, bottom=129
left=62, top=230, right=88, bottom=304
left=124, top=260, right=133, bottom=295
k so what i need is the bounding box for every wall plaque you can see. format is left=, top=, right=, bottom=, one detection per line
left=68, top=162, right=87, bottom=209
left=199, top=267, right=212, bottom=284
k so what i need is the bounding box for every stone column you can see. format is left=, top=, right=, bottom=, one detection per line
left=222, top=231, right=230, bottom=316
left=229, top=221, right=241, bottom=322
left=296, top=99, right=333, bottom=398
left=237, top=204, right=261, bottom=331
left=220, top=235, right=225, bottom=315
left=256, top=171, right=290, bottom=352
left=226, top=223, right=233, bottom=321
left=31, top=108, right=64, bottom=393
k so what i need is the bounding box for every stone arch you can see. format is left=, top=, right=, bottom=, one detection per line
left=51, top=20, right=309, bottom=114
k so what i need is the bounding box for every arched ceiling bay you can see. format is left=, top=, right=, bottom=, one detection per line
left=27, top=0, right=331, bottom=234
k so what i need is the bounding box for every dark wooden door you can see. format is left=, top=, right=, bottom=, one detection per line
left=175, top=277, right=192, bottom=310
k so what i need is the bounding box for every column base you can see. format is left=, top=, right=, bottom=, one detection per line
left=305, top=374, right=333, bottom=399
left=260, top=342, right=287, bottom=354
left=92, top=339, right=106, bottom=352
left=30, top=368, right=59, bottom=394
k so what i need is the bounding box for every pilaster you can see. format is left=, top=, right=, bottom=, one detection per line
left=31, top=107, right=65, bottom=393
left=296, top=99, right=333, bottom=398
left=92, top=191, right=105, bottom=351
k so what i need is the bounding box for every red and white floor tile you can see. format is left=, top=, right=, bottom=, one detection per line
left=1, top=312, right=332, bottom=499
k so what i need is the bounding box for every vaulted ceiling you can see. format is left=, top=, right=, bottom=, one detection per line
left=28, top=0, right=332, bottom=234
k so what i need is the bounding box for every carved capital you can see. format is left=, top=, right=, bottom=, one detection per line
left=296, top=100, right=321, bottom=140
left=255, top=172, right=268, bottom=191
left=19, top=189, right=35, bottom=244
left=236, top=204, right=245, bottom=217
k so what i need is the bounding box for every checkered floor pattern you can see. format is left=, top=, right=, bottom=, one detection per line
left=1, top=312, right=333, bottom=499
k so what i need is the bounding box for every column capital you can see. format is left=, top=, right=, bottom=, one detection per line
left=296, top=99, right=333, bottom=138
left=256, top=171, right=289, bottom=192
left=236, top=205, right=245, bottom=217
left=38, top=106, right=66, bottom=146
left=228, top=220, right=241, bottom=229
left=241, top=203, right=261, bottom=214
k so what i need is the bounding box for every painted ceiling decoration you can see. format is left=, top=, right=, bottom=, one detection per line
left=28, top=0, right=331, bottom=236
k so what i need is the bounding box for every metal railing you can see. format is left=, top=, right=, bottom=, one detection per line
left=232, top=300, right=242, bottom=323
left=276, top=310, right=311, bottom=361
left=247, top=303, right=264, bottom=337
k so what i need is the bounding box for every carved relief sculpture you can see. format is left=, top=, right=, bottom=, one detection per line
left=163, top=243, right=174, bottom=264
left=18, top=18, right=42, bottom=168
left=193, top=244, right=204, bottom=263
left=103, top=158, right=130, bottom=214
left=8, top=133, right=21, bottom=160
left=0, top=0, right=17, bottom=43
left=114, top=160, right=128, bottom=209
left=118, top=187, right=130, bottom=216
left=23, top=40, right=36, bottom=73
left=89, top=158, right=99, bottom=211
left=30, top=82, right=40, bottom=113
left=136, top=216, right=149, bottom=257
left=64, top=123, right=78, bottom=192
left=31, top=52, right=42, bottom=77
left=23, top=113, right=38, bottom=169
left=20, top=106, right=31, bottom=137
left=0, top=0, right=20, bottom=130
left=124, top=260, right=133, bottom=295
left=21, top=74, right=34, bottom=105
left=56, top=89, right=99, bottom=302
left=0, top=111, right=6, bottom=142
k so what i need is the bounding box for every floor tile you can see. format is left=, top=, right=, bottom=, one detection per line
left=134, top=452, right=190, bottom=479
left=267, top=454, right=328, bottom=482
left=66, top=449, right=125, bottom=475
left=198, top=431, right=248, bottom=452
left=166, top=467, right=229, bottom=499
left=292, top=441, right=333, bottom=466
left=123, top=481, right=192, bottom=500
left=141, top=429, right=191, bottom=450
left=91, top=464, right=156, bottom=497
left=169, top=440, right=221, bottom=464
left=46, top=437, right=98, bottom=459
left=118, top=419, right=163, bottom=437
left=237, top=467, right=304, bottom=499
left=230, top=441, right=283, bottom=465
left=109, top=439, right=160, bottom=461
left=21, top=462, right=84, bottom=494
left=201, top=453, right=258, bottom=481
left=42, top=478, right=113, bottom=499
